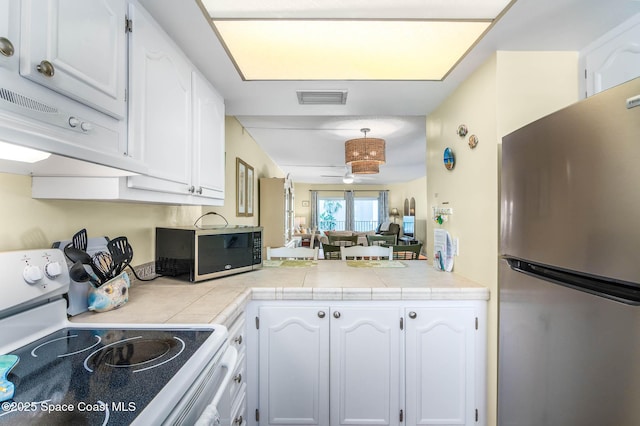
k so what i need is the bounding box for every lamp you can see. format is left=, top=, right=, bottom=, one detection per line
left=390, top=208, right=400, bottom=223
left=345, top=128, right=385, bottom=172
left=350, top=161, right=379, bottom=174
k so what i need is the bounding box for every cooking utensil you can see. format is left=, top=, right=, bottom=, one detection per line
left=69, top=261, right=100, bottom=287
left=92, top=251, right=113, bottom=282
left=63, top=243, right=92, bottom=264
left=72, top=228, right=88, bottom=251
left=107, top=236, right=134, bottom=277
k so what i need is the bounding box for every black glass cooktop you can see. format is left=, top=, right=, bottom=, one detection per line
left=0, top=327, right=213, bottom=425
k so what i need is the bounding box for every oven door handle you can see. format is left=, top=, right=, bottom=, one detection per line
left=195, top=345, right=238, bottom=426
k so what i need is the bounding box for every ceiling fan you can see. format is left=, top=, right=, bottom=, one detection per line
left=320, top=165, right=375, bottom=184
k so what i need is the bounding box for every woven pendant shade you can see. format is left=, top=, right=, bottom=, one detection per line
left=351, top=161, right=379, bottom=174
left=345, top=128, right=386, bottom=166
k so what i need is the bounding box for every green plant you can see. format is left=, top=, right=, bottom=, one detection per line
left=319, top=200, right=343, bottom=230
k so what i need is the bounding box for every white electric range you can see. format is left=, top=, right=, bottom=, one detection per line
left=0, top=248, right=234, bottom=425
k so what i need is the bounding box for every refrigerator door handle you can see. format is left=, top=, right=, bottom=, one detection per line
left=504, top=257, right=640, bottom=306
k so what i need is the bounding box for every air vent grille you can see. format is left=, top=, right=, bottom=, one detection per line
left=296, top=90, right=348, bottom=105
left=0, top=88, right=58, bottom=114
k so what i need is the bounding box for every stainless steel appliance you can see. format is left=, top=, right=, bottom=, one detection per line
left=0, top=248, right=236, bottom=425
left=156, top=225, right=263, bottom=282
left=499, top=77, right=640, bottom=425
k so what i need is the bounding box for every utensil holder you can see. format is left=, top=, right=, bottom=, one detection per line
left=87, top=271, right=130, bottom=313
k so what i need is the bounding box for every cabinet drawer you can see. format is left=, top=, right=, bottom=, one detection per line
left=229, top=351, right=246, bottom=404
left=228, top=314, right=246, bottom=355
left=230, top=384, right=246, bottom=426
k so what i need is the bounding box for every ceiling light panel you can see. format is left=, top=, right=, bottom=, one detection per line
left=203, top=0, right=512, bottom=19
left=213, top=20, right=490, bottom=80
left=201, top=0, right=514, bottom=81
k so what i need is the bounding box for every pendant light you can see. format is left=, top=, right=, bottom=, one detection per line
left=345, top=128, right=385, bottom=173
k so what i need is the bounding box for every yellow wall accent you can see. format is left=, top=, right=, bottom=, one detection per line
left=0, top=116, right=283, bottom=264
left=426, top=51, right=579, bottom=425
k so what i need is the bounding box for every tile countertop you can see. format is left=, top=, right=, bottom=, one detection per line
left=70, top=260, right=489, bottom=326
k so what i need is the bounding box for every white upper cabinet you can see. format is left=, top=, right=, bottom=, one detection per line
left=582, top=13, right=640, bottom=97
left=192, top=70, right=225, bottom=201
left=19, top=0, right=127, bottom=119
left=126, top=1, right=224, bottom=203
left=127, top=1, right=192, bottom=194
left=0, top=0, right=18, bottom=71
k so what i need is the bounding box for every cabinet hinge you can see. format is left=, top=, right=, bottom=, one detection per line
left=125, top=16, right=133, bottom=33
left=255, top=316, right=259, bottom=329
left=475, top=408, right=479, bottom=422
left=475, top=317, right=478, bottom=330
left=255, top=409, right=260, bottom=421
left=399, top=409, right=404, bottom=422
left=400, top=317, right=404, bottom=330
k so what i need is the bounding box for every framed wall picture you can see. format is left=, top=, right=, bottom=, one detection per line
left=246, top=164, right=254, bottom=217
left=236, top=157, right=254, bottom=217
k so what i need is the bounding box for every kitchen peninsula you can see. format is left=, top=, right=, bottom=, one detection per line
left=71, top=261, right=489, bottom=426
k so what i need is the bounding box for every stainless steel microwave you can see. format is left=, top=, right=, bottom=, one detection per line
left=155, top=226, right=263, bottom=282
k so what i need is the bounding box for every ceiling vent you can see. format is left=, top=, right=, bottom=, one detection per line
left=296, top=90, right=348, bottom=105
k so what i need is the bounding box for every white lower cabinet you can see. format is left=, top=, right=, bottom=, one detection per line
left=248, top=301, right=485, bottom=426
left=257, top=306, right=330, bottom=425
left=329, top=307, right=401, bottom=426
left=405, top=306, right=481, bottom=426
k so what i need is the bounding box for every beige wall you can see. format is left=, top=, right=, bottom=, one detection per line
left=0, top=116, right=282, bottom=264
left=426, top=51, right=579, bottom=425
left=203, top=117, right=285, bottom=225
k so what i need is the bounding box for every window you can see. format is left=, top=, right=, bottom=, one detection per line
left=318, top=197, right=345, bottom=231
left=353, top=197, right=378, bottom=231
left=316, top=195, right=379, bottom=232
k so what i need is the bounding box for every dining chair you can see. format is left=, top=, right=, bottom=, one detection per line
left=266, top=246, right=319, bottom=260
left=383, top=243, right=423, bottom=260
left=340, top=245, right=393, bottom=261
left=321, top=243, right=342, bottom=260
left=328, top=234, right=359, bottom=247
left=366, top=234, right=396, bottom=246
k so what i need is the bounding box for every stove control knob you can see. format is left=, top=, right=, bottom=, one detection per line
left=45, top=261, right=63, bottom=278
left=23, top=265, right=43, bottom=284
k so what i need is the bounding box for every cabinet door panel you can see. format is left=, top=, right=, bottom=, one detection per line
left=20, top=0, right=126, bottom=118
left=259, top=307, right=330, bottom=426
left=330, top=307, right=401, bottom=426
left=405, top=307, right=476, bottom=426
left=192, top=71, right=224, bottom=200
left=127, top=2, right=191, bottom=193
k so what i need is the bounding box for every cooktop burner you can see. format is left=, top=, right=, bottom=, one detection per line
left=0, top=327, right=213, bottom=425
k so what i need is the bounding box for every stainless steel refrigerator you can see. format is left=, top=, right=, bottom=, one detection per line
left=499, top=77, right=640, bottom=426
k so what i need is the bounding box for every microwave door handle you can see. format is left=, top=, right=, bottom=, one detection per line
left=194, top=346, right=238, bottom=426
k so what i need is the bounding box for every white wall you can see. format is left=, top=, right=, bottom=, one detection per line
left=426, top=51, right=579, bottom=426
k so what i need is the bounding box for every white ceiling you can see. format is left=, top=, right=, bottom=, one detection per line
left=139, top=0, right=640, bottom=185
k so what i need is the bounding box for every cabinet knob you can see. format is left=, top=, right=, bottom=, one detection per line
left=333, top=311, right=341, bottom=319
left=233, top=415, right=243, bottom=425
left=36, top=60, right=55, bottom=77
left=196, top=186, right=203, bottom=194
left=408, top=311, right=417, bottom=319
left=318, top=311, right=326, bottom=318
left=233, top=373, right=242, bottom=383
left=234, top=335, right=243, bottom=345
left=188, top=186, right=195, bottom=193
left=0, top=37, right=15, bottom=57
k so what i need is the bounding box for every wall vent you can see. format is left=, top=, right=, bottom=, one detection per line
left=296, top=90, right=348, bottom=105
